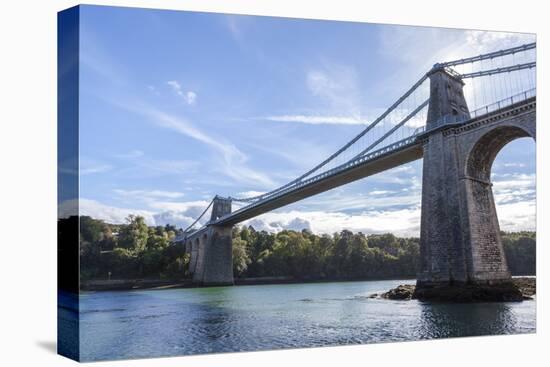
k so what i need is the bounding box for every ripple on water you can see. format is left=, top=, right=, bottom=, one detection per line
left=77, top=280, right=536, bottom=361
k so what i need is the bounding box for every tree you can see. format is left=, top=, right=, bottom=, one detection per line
left=117, top=215, right=149, bottom=254
left=232, top=238, right=250, bottom=277
left=502, top=232, right=536, bottom=275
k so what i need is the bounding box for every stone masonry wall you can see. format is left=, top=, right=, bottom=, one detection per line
left=187, top=225, right=234, bottom=286
left=418, top=99, right=535, bottom=287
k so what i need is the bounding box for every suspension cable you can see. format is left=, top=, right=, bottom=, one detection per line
left=438, top=42, right=535, bottom=68
left=231, top=73, right=429, bottom=202
left=460, top=61, right=536, bottom=79
left=181, top=199, right=214, bottom=234
left=352, top=99, right=429, bottom=160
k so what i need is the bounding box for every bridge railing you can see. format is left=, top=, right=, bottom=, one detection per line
left=428, top=87, right=536, bottom=131
left=469, top=88, right=536, bottom=119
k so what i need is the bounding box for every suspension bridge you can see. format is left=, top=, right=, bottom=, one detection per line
left=174, top=42, right=536, bottom=293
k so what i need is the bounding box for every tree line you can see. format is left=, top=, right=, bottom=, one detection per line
left=71, top=215, right=535, bottom=282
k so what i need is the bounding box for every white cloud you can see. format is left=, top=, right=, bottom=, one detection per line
left=61, top=188, right=534, bottom=238
left=166, top=80, right=182, bottom=92
left=492, top=173, right=535, bottom=190
left=374, top=27, right=535, bottom=115
left=262, top=114, right=370, bottom=125
left=492, top=173, right=536, bottom=206
left=146, top=200, right=211, bottom=213
left=369, top=190, right=394, bottom=196
left=150, top=200, right=215, bottom=229
left=225, top=15, right=246, bottom=44
left=236, top=190, right=266, bottom=198
left=241, top=195, right=534, bottom=237
left=146, top=109, right=274, bottom=187
left=242, top=207, right=421, bottom=237
left=60, top=198, right=215, bottom=229
left=59, top=198, right=157, bottom=225
left=152, top=211, right=201, bottom=229
left=464, top=31, right=535, bottom=55
left=248, top=63, right=382, bottom=132
left=166, top=80, right=197, bottom=105
left=496, top=201, right=536, bottom=232
left=115, top=102, right=276, bottom=188
left=112, top=150, right=200, bottom=179
left=79, top=159, right=113, bottom=175
left=378, top=28, right=534, bottom=76
left=502, top=162, right=526, bottom=168
left=306, top=66, right=360, bottom=114
left=185, top=91, right=197, bottom=105
left=114, top=189, right=186, bottom=200
left=145, top=108, right=231, bottom=160
left=295, top=188, right=421, bottom=213
left=247, top=216, right=312, bottom=233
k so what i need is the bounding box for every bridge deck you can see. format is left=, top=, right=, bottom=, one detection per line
left=216, top=143, right=423, bottom=226
left=210, top=97, right=535, bottom=227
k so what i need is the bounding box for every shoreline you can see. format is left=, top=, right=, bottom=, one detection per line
left=80, top=275, right=416, bottom=292
left=79, top=275, right=534, bottom=292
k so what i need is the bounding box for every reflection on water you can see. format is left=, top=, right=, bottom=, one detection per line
left=70, top=279, right=535, bottom=361
left=418, top=302, right=517, bottom=339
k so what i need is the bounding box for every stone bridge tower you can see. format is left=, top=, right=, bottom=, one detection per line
left=210, top=196, right=232, bottom=221
left=184, top=196, right=234, bottom=286
left=416, top=66, right=535, bottom=300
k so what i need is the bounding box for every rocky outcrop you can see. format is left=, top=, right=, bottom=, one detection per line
left=513, top=277, right=536, bottom=299
left=376, top=277, right=535, bottom=302
left=381, top=284, right=415, bottom=300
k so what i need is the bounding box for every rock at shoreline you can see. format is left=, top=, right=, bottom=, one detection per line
left=381, top=284, right=415, bottom=300
left=376, top=277, right=535, bottom=302
left=513, top=277, right=536, bottom=297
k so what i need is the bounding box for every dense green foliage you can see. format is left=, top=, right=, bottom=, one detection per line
left=232, top=227, right=420, bottom=280
left=79, top=215, right=188, bottom=281
left=75, top=215, right=536, bottom=281
left=501, top=231, right=536, bottom=275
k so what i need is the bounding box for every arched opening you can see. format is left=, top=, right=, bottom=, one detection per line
left=466, top=125, right=532, bottom=182
left=491, top=136, right=536, bottom=276
left=464, top=125, right=535, bottom=280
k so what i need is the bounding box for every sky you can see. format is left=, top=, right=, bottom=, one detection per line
left=66, top=5, right=536, bottom=237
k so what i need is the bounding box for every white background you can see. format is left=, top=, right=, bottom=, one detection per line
left=0, top=0, right=548, bottom=366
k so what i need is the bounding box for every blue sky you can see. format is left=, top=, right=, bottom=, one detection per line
left=68, top=5, right=536, bottom=236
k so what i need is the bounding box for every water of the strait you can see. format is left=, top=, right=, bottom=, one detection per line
left=65, top=279, right=535, bottom=361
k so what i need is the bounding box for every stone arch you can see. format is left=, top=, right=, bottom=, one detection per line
left=466, top=124, right=534, bottom=182
left=462, top=123, right=535, bottom=283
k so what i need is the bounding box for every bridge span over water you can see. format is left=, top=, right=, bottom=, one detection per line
left=174, top=43, right=536, bottom=294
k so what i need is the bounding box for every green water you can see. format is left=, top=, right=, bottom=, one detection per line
left=64, top=279, right=535, bottom=361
